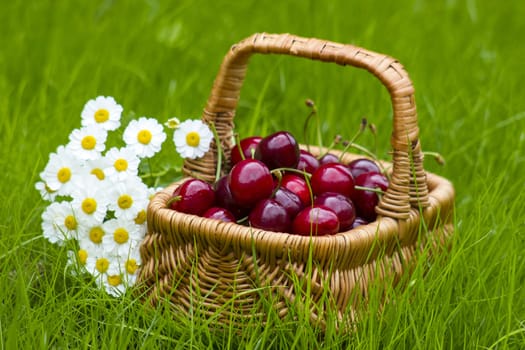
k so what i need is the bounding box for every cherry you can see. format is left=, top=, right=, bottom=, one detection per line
left=249, top=199, right=291, bottom=233
left=214, top=175, right=247, bottom=219
left=347, top=158, right=381, bottom=179
left=311, top=163, right=355, bottom=198
left=169, top=178, right=215, bottom=216
left=313, top=192, right=356, bottom=231
left=292, top=206, right=340, bottom=236
left=228, top=159, right=274, bottom=208
left=255, top=131, right=300, bottom=170
left=230, top=136, right=262, bottom=166
left=318, top=153, right=339, bottom=165
left=296, top=149, right=320, bottom=174
left=279, top=173, right=312, bottom=206
left=203, top=207, right=236, bottom=223
left=352, top=172, right=389, bottom=222
left=273, top=187, right=304, bottom=218
left=351, top=217, right=369, bottom=229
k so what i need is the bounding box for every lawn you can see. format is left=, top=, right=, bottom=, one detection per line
left=1, top=0, right=524, bottom=348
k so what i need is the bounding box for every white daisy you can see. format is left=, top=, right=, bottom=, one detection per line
left=102, top=263, right=127, bottom=297
left=164, top=116, right=180, bottom=129
left=77, top=222, right=107, bottom=253
left=35, top=180, right=59, bottom=202
left=40, top=145, right=84, bottom=196
left=123, top=117, right=167, bottom=158
left=66, top=248, right=89, bottom=275
left=67, top=125, right=108, bottom=160
left=102, top=217, right=144, bottom=256
left=106, top=175, right=149, bottom=220
left=70, top=175, right=110, bottom=224
left=121, top=247, right=142, bottom=286
left=80, top=156, right=112, bottom=182
left=41, top=201, right=79, bottom=245
left=81, top=96, right=123, bottom=131
left=104, top=147, right=140, bottom=181
left=173, top=119, right=213, bottom=159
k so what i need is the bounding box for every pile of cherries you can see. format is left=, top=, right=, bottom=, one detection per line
left=168, top=131, right=388, bottom=236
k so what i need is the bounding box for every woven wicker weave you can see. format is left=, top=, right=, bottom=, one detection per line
left=137, top=33, right=455, bottom=326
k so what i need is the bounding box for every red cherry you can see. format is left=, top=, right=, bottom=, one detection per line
left=311, top=163, right=355, bottom=198
left=228, top=159, right=274, bottom=208
left=313, top=192, right=356, bottom=231
left=273, top=187, right=305, bottom=218
left=347, top=158, right=381, bottom=179
left=292, top=206, right=340, bottom=236
left=248, top=199, right=291, bottom=233
left=279, top=173, right=312, bottom=206
left=254, top=131, right=300, bottom=170
left=297, top=150, right=320, bottom=174
left=318, top=153, right=339, bottom=165
left=203, top=207, right=236, bottom=223
left=230, top=136, right=262, bottom=167
left=169, top=178, right=215, bottom=216
left=214, top=175, right=247, bottom=219
left=352, top=172, right=389, bottom=222
left=351, top=217, right=369, bottom=229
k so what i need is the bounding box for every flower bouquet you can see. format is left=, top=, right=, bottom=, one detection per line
left=36, top=96, right=213, bottom=296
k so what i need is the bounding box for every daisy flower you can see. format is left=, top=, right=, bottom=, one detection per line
left=41, top=201, right=79, bottom=245
left=40, top=145, right=84, bottom=196
left=35, top=180, right=59, bottom=202
left=121, top=247, right=142, bottom=286
left=70, top=175, right=110, bottom=224
left=81, top=156, right=112, bottom=182
left=104, top=147, right=140, bottom=181
left=173, top=119, right=213, bottom=159
left=77, top=221, right=107, bottom=252
left=102, top=217, right=144, bottom=256
left=123, top=117, right=167, bottom=158
left=67, top=125, right=108, bottom=160
left=81, top=96, right=123, bottom=131
left=106, top=175, right=149, bottom=220
left=84, top=247, right=125, bottom=296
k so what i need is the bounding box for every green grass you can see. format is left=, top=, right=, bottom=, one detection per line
left=1, top=0, right=525, bottom=348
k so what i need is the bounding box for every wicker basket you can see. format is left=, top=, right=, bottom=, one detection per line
left=137, top=33, right=455, bottom=327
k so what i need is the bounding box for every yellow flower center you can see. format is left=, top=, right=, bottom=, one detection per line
left=57, top=167, right=72, bottom=183
left=114, top=158, right=128, bottom=172
left=94, top=109, right=109, bottom=123
left=89, top=227, right=104, bottom=244
left=185, top=131, right=200, bottom=147
left=64, top=215, right=77, bottom=230
left=125, top=259, right=138, bottom=274
left=91, top=168, right=105, bottom=180
left=81, top=135, right=97, bottom=150
left=118, top=194, right=133, bottom=209
left=134, top=210, right=147, bottom=225
left=95, top=258, right=109, bottom=273
left=81, top=198, right=97, bottom=214
left=137, top=129, right=152, bottom=145
left=78, top=249, right=88, bottom=265
left=107, top=274, right=122, bottom=287
left=114, top=228, right=129, bottom=244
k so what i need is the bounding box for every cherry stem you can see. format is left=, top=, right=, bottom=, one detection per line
left=303, top=99, right=320, bottom=154
left=337, top=118, right=367, bottom=162
left=270, top=167, right=312, bottom=178
left=354, top=185, right=385, bottom=195
left=166, top=195, right=182, bottom=207
left=234, top=133, right=245, bottom=161
left=423, top=151, right=446, bottom=165
left=209, top=122, right=223, bottom=182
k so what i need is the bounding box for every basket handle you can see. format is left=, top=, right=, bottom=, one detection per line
left=183, top=33, right=429, bottom=220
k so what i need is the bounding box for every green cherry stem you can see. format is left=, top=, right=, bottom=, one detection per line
left=354, top=185, right=385, bottom=196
